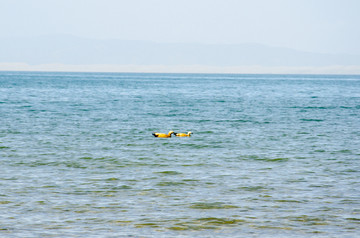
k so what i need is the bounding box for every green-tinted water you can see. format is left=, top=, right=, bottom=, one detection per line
left=1, top=72, right=359, bottom=237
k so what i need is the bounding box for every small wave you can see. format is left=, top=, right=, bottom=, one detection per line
left=154, top=171, right=182, bottom=175
left=215, top=119, right=253, bottom=123
left=156, top=181, right=187, bottom=186
left=254, top=157, right=290, bottom=162
left=253, top=225, right=294, bottom=230
left=179, top=143, right=223, bottom=149
left=201, top=130, right=214, bottom=134
left=301, top=119, right=324, bottom=122
left=117, top=185, right=132, bottom=189
left=336, top=149, right=353, bottom=154
left=304, top=106, right=335, bottom=109
left=181, top=163, right=208, bottom=167
left=0, top=201, right=12, bottom=204
left=189, top=202, right=239, bottom=209
left=196, top=217, right=245, bottom=225
left=237, top=186, right=268, bottom=191
left=135, top=223, right=160, bottom=228
left=289, top=106, right=335, bottom=110
left=286, top=215, right=328, bottom=225
left=168, top=217, right=246, bottom=230
left=275, top=199, right=304, bottom=203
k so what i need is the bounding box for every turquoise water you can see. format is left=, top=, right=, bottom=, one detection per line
left=1, top=71, right=359, bottom=237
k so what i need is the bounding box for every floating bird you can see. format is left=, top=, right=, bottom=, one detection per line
left=152, top=131, right=175, bottom=138
left=175, top=131, right=192, bottom=137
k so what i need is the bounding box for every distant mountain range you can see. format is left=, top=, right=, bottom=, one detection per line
left=1, top=35, right=359, bottom=67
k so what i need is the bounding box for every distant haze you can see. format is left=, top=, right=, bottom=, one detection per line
left=1, top=35, right=359, bottom=67
left=0, top=0, right=360, bottom=73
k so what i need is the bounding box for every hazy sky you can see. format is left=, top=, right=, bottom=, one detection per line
left=1, top=0, right=359, bottom=54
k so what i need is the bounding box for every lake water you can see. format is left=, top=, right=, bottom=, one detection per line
left=0, top=71, right=359, bottom=237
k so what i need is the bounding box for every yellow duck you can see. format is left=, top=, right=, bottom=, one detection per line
left=174, top=131, right=192, bottom=137
left=152, top=131, right=175, bottom=138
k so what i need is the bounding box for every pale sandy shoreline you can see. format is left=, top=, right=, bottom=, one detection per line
left=1, top=63, right=360, bottom=75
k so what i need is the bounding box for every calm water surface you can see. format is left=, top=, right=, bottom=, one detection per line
left=0, top=72, right=360, bottom=237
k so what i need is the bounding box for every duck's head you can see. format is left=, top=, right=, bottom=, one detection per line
left=188, top=131, right=192, bottom=135
left=169, top=131, right=175, bottom=135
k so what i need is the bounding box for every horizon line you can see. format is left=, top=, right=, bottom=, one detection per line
left=1, top=63, right=360, bottom=75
